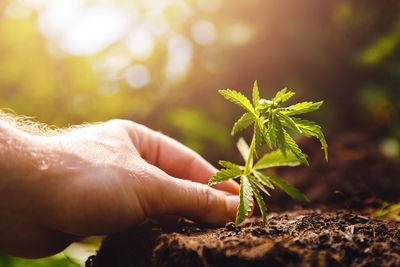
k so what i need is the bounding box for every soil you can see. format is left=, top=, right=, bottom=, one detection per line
left=86, top=132, right=400, bottom=267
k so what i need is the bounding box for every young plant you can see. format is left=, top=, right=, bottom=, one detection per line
left=373, top=202, right=400, bottom=221
left=209, top=81, right=328, bottom=226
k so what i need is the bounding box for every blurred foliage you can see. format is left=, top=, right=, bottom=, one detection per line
left=0, top=253, right=74, bottom=267
left=1, top=0, right=400, bottom=265
left=161, top=108, right=230, bottom=154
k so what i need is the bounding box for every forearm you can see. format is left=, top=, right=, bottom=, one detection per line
left=0, top=119, right=60, bottom=184
left=0, top=120, right=83, bottom=258
left=0, top=120, right=61, bottom=217
left=0, top=122, right=32, bottom=253
left=0, top=122, right=33, bottom=220
left=0, top=121, right=29, bottom=183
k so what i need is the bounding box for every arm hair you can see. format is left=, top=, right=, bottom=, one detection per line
left=0, top=109, right=95, bottom=136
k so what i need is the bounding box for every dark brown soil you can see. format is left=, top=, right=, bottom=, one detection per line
left=267, top=132, right=400, bottom=211
left=86, top=132, right=400, bottom=267
left=87, top=210, right=400, bottom=267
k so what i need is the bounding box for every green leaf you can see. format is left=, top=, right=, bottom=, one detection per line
left=219, top=89, right=256, bottom=115
left=218, top=160, right=243, bottom=171
left=208, top=168, right=242, bottom=185
left=273, top=116, right=287, bottom=157
left=253, top=170, right=275, bottom=189
left=253, top=149, right=302, bottom=170
left=272, top=88, right=286, bottom=102
left=267, top=116, right=276, bottom=149
left=254, top=120, right=263, bottom=154
left=252, top=80, right=260, bottom=108
left=237, top=137, right=253, bottom=167
left=236, top=176, right=254, bottom=226
left=273, top=88, right=295, bottom=104
left=257, top=99, right=274, bottom=113
left=320, top=137, right=328, bottom=162
left=290, top=118, right=328, bottom=161
left=249, top=182, right=267, bottom=226
left=231, top=112, right=255, bottom=136
left=283, top=130, right=309, bottom=166
left=373, top=203, right=400, bottom=218
left=281, top=101, right=323, bottom=116
left=258, top=120, right=271, bottom=149
left=277, top=112, right=302, bottom=134
left=260, top=172, right=309, bottom=202
left=248, top=175, right=270, bottom=196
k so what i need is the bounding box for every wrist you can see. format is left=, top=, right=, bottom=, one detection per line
left=0, top=122, right=37, bottom=247
left=0, top=121, right=59, bottom=206
left=0, top=121, right=31, bottom=175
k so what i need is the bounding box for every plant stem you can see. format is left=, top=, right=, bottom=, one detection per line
left=244, top=135, right=255, bottom=175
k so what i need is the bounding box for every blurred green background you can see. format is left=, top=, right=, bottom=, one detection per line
left=1, top=0, right=400, bottom=266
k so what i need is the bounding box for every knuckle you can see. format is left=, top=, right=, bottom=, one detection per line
left=196, top=183, right=214, bottom=212
left=107, top=119, right=135, bottom=129
left=140, top=167, right=168, bottom=216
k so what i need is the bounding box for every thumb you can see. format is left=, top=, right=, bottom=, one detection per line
left=139, top=165, right=239, bottom=225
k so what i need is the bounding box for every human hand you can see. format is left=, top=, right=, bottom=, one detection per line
left=0, top=120, right=239, bottom=258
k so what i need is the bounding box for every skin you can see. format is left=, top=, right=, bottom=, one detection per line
left=0, top=119, right=240, bottom=259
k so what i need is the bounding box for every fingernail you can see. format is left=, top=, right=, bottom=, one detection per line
left=225, top=195, right=240, bottom=220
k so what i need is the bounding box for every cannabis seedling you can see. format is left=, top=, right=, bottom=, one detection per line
left=208, top=81, right=328, bottom=226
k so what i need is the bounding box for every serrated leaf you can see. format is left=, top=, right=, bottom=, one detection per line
left=248, top=175, right=270, bottom=196
left=249, top=182, right=267, bottom=226
left=280, top=91, right=296, bottom=103
left=283, top=130, right=309, bottom=166
left=260, top=172, right=309, bottom=202
left=258, top=120, right=271, bottom=149
left=237, top=137, right=253, bottom=167
left=320, top=137, right=328, bottom=162
left=290, top=118, right=328, bottom=161
left=218, top=160, right=243, bottom=171
left=273, top=116, right=287, bottom=157
left=253, top=149, right=302, bottom=170
left=281, top=101, right=323, bottom=116
left=219, top=89, right=256, bottom=115
left=272, top=88, right=287, bottom=102
left=231, top=112, right=255, bottom=136
left=252, top=80, right=260, bottom=108
left=265, top=117, right=274, bottom=149
left=236, top=176, right=254, bottom=226
left=257, top=99, right=274, bottom=113
left=253, top=170, right=275, bottom=189
left=208, top=168, right=242, bottom=186
left=280, top=117, right=328, bottom=162
left=254, top=120, right=263, bottom=154
left=273, top=88, right=295, bottom=104
left=277, top=112, right=302, bottom=134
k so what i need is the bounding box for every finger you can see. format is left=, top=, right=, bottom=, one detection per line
left=130, top=123, right=239, bottom=195
left=138, top=164, right=239, bottom=225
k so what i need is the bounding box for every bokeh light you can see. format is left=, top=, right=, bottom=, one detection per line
left=192, top=20, right=217, bottom=45
left=197, top=0, right=221, bottom=12
left=124, top=64, right=151, bottom=88
left=126, top=27, right=155, bottom=60
left=165, top=35, right=193, bottom=81
left=223, top=23, right=255, bottom=46
left=37, top=1, right=130, bottom=55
